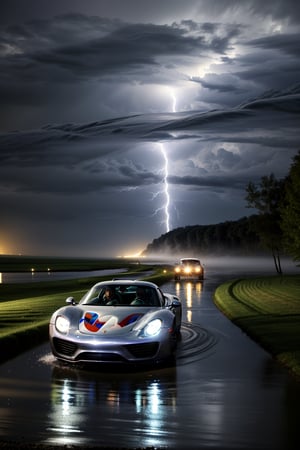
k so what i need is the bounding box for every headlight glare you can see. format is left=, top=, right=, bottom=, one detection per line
left=55, top=315, right=70, bottom=334
left=144, top=318, right=162, bottom=336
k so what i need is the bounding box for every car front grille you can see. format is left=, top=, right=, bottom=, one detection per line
left=75, top=352, right=126, bottom=362
left=52, top=338, right=159, bottom=361
left=123, top=342, right=159, bottom=358
left=53, top=337, right=78, bottom=356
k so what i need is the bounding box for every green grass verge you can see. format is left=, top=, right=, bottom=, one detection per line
left=214, top=274, right=300, bottom=379
left=0, top=263, right=174, bottom=363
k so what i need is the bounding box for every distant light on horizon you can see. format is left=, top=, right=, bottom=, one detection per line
left=118, top=250, right=145, bottom=258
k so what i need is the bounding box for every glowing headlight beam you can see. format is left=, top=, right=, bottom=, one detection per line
left=55, top=315, right=70, bottom=334
left=144, top=318, right=162, bottom=336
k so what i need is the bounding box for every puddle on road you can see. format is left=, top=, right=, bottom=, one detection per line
left=177, top=322, right=219, bottom=365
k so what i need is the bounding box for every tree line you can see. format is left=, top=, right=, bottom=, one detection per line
left=143, top=215, right=266, bottom=257
left=144, top=150, right=300, bottom=273
left=245, top=149, right=300, bottom=273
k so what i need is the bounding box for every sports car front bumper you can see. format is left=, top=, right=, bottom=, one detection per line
left=49, top=326, right=175, bottom=364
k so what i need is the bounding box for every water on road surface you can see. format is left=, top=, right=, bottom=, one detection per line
left=0, top=259, right=299, bottom=449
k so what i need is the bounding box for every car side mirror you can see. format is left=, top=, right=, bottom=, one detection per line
left=66, top=296, right=76, bottom=305
left=171, top=299, right=181, bottom=308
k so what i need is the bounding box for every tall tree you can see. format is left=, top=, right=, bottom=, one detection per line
left=280, top=151, right=300, bottom=263
left=245, top=174, right=285, bottom=274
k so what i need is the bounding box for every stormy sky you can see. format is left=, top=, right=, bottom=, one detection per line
left=0, top=0, right=299, bottom=257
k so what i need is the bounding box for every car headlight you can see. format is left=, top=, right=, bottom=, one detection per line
left=175, top=267, right=180, bottom=273
left=55, top=315, right=70, bottom=334
left=144, top=318, right=162, bottom=337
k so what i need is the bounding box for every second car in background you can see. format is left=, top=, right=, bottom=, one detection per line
left=174, top=258, right=204, bottom=280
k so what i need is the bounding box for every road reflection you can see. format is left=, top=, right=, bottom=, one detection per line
left=175, top=280, right=203, bottom=322
left=47, top=364, right=178, bottom=448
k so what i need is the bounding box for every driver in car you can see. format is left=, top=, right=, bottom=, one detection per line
left=102, top=287, right=120, bottom=305
left=131, top=287, right=148, bottom=306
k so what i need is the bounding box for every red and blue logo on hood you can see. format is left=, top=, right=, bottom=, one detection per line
left=79, top=311, right=144, bottom=333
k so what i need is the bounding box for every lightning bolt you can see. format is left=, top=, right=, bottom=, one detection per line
left=169, top=88, right=177, bottom=113
left=156, top=88, right=177, bottom=233
left=151, top=88, right=177, bottom=233
left=159, top=143, right=170, bottom=232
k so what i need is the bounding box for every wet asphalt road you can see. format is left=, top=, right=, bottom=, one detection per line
left=0, top=260, right=299, bottom=449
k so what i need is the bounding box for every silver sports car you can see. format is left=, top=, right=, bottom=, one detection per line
left=49, top=279, right=182, bottom=365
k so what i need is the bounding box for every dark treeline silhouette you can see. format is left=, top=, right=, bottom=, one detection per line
left=143, top=215, right=268, bottom=256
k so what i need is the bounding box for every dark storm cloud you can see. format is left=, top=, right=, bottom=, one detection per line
left=31, top=23, right=208, bottom=77
left=247, top=33, right=300, bottom=58
left=247, top=0, right=300, bottom=23
left=1, top=87, right=299, bottom=196
left=0, top=15, right=237, bottom=79
left=198, top=0, right=300, bottom=23
left=1, top=91, right=298, bottom=159
left=169, top=173, right=246, bottom=189
left=0, top=12, right=246, bottom=130
left=190, top=76, right=243, bottom=94
left=1, top=3, right=299, bottom=128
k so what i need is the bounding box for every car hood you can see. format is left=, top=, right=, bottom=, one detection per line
left=77, top=305, right=153, bottom=335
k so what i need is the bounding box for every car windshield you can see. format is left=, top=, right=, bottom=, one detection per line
left=81, top=284, right=161, bottom=306
left=181, top=259, right=201, bottom=265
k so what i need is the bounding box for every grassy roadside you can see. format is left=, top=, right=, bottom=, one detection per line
left=214, top=274, right=300, bottom=379
left=0, top=263, right=173, bottom=363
